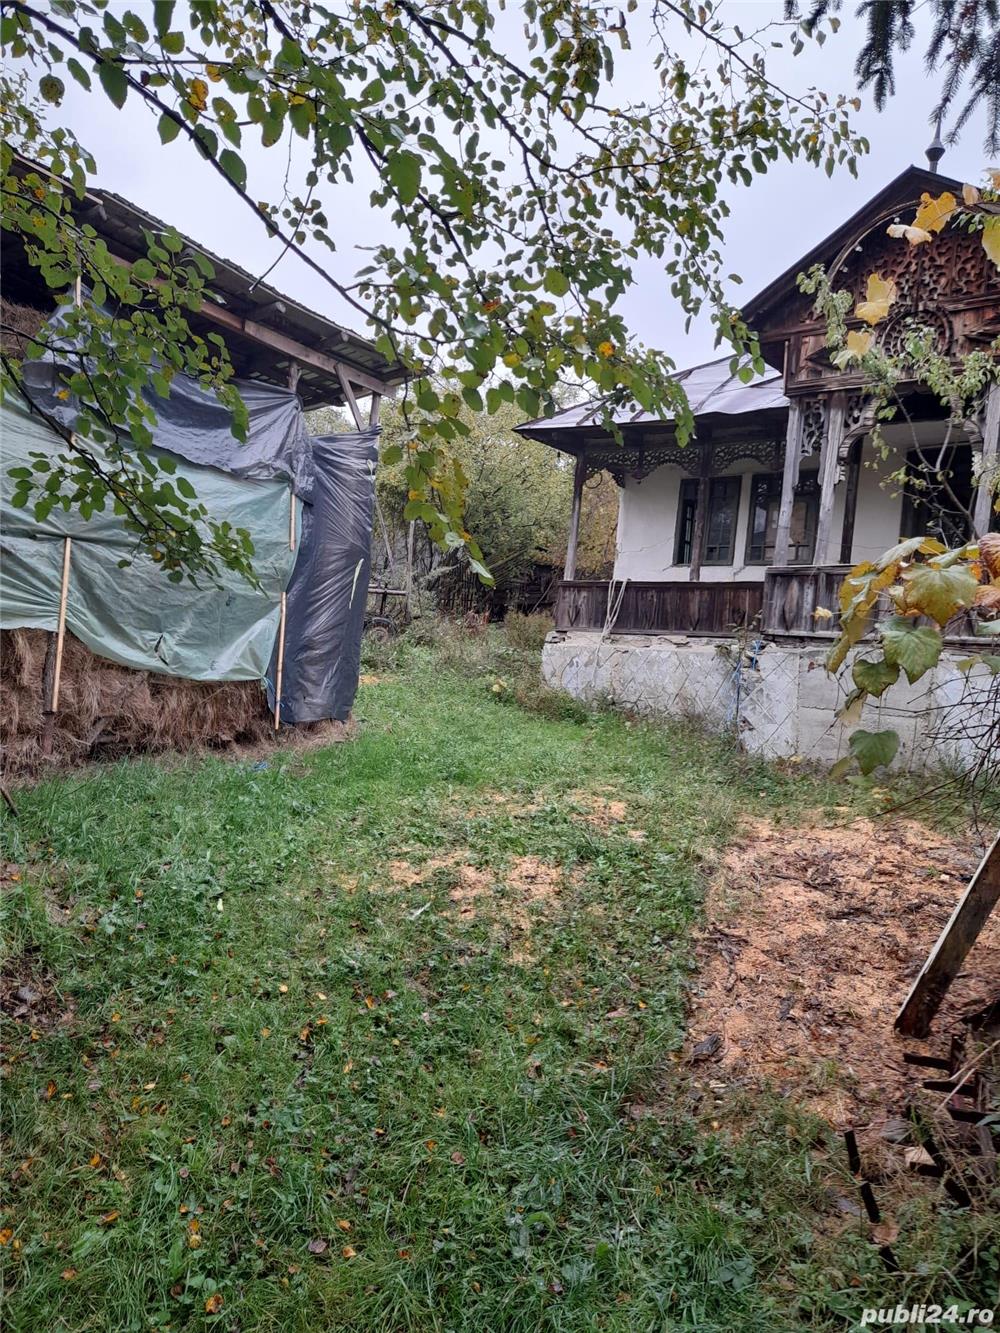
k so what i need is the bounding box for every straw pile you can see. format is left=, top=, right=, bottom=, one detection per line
left=0, top=296, right=48, bottom=359
left=1, top=629, right=276, bottom=776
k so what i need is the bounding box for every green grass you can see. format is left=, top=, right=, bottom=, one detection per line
left=1, top=632, right=995, bottom=1331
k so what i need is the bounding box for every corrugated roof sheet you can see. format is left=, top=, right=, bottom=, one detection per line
left=518, top=356, right=787, bottom=435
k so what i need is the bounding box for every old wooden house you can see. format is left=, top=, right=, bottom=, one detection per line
left=518, top=162, right=999, bottom=766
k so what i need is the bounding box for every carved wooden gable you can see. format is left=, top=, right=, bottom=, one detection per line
left=745, top=166, right=1000, bottom=396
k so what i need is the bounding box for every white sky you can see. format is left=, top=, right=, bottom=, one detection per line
left=46, top=1, right=992, bottom=370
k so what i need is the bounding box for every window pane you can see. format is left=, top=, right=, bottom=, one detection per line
left=704, top=476, right=740, bottom=564
left=674, top=479, right=699, bottom=564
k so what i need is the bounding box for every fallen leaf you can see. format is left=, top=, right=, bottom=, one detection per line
left=872, top=1221, right=899, bottom=1245
left=61, top=1267, right=77, bottom=1281
left=336, top=1219, right=352, bottom=1232
left=903, top=1145, right=935, bottom=1168
left=100, top=1210, right=119, bottom=1226
left=44, top=1080, right=57, bottom=1100
left=307, top=1238, right=328, bottom=1254
left=0, top=1229, right=12, bottom=1246
left=450, top=1151, right=466, bottom=1165
left=342, top=1245, right=357, bottom=1259
left=89, top=1153, right=102, bottom=1168
left=278, top=984, right=288, bottom=994
left=204, top=1293, right=224, bottom=1314
left=425, top=1140, right=437, bottom=1153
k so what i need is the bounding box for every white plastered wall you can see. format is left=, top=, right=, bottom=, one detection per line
left=612, top=422, right=958, bottom=580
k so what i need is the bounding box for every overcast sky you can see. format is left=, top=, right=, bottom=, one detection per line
left=48, top=2, right=992, bottom=372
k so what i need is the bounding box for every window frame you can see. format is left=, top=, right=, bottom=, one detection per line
left=743, top=470, right=819, bottom=566
left=701, top=475, right=742, bottom=566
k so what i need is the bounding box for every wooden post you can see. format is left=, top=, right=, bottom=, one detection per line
left=273, top=591, right=287, bottom=731
left=404, top=519, right=416, bottom=619
left=773, top=399, right=804, bottom=567
left=368, top=392, right=381, bottom=430
left=564, top=451, right=587, bottom=581
left=972, top=382, right=1000, bottom=538
left=336, top=365, right=365, bottom=431
left=815, top=391, right=846, bottom=566
left=839, top=437, right=863, bottom=564
left=896, top=832, right=1000, bottom=1037
left=51, top=536, right=72, bottom=711
left=688, top=431, right=713, bottom=582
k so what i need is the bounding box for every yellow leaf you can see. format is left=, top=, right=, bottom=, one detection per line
left=204, top=1293, right=224, bottom=1314
left=188, top=78, right=209, bottom=113
left=336, top=1219, right=352, bottom=1232
left=886, top=223, right=932, bottom=246
left=342, top=1245, right=357, bottom=1259
left=813, top=606, right=834, bottom=621
left=962, top=182, right=981, bottom=206
left=61, top=1267, right=77, bottom=1281
left=597, top=340, right=615, bottom=358
left=100, top=1210, right=119, bottom=1225
left=912, top=190, right=956, bottom=234
left=278, top=984, right=288, bottom=994
left=0, top=1229, right=12, bottom=1246
left=983, top=218, right=1000, bottom=272
left=854, top=273, right=897, bottom=326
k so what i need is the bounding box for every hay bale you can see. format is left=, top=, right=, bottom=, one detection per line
left=0, top=297, right=48, bottom=361
left=1, top=629, right=278, bottom=776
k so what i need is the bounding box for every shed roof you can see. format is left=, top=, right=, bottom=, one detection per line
left=4, top=158, right=406, bottom=410
left=516, top=356, right=787, bottom=447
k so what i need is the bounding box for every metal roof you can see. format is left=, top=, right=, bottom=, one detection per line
left=516, top=356, right=787, bottom=444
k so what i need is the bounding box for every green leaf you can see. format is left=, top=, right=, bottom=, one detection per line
left=380, top=445, right=403, bottom=466
left=160, top=30, right=184, bottom=54
left=66, top=58, right=91, bottom=91
left=98, top=59, right=128, bottom=109
left=956, top=653, right=1000, bottom=675
left=132, top=258, right=156, bottom=282
left=39, top=74, right=65, bottom=104
left=851, top=656, right=899, bottom=698
left=152, top=0, right=175, bottom=38
left=219, top=149, right=247, bottom=190
left=901, top=564, right=978, bottom=627
left=543, top=269, right=570, bottom=296
left=176, top=476, right=197, bottom=499
left=158, top=114, right=181, bottom=145
left=386, top=150, right=421, bottom=205
left=847, top=728, right=899, bottom=775
left=880, top=616, right=942, bottom=684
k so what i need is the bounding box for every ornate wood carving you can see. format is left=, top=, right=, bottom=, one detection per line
left=584, top=436, right=783, bottom=486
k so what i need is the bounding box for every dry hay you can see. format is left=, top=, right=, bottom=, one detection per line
left=0, top=296, right=48, bottom=360
left=1, top=628, right=351, bottom=777
left=685, top=816, right=1000, bottom=1130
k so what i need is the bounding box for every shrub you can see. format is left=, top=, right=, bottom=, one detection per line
left=504, top=611, right=554, bottom=652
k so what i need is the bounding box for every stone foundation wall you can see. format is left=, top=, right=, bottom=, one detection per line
left=542, top=631, right=994, bottom=770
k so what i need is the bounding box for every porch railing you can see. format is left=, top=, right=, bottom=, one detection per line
left=554, top=579, right=764, bottom=637
left=554, top=569, right=984, bottom=642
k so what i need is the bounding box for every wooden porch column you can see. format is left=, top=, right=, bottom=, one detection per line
left=839, top=437, right=863, bottom=564
left=564, top=451, right=587, bottom=581
left=687, top=430, right=712, bottom=581
left=972, top=381, right=1000, bottom=537
left=773, top=399, right=804, bottom=567
left=815, top=391, right=846, bottom=565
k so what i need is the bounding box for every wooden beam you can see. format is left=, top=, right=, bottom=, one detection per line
left=973, top=382, right=1000, bottom=537
left=773, top=399, right=804, bottom=567
left=104, top=248, right=396, bottom=399
left=839, top=437, right=863, bottom=563
left=687, top=432, right=712, bottom=581
left=896, top=832, right=1000, bottom=1037
left=336, top=365, right=365, bottom=431
left=815, top=391, right=846, bottom=565
left=564, top=452, right=587, bottom=581
left=368, top=392, right=381, bottom=429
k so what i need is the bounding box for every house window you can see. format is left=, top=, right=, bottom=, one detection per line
left=674, top=476, right=743, bottom=565
left=745, top=471, right=819, bottom=565
left=674, top=479, right=699, bottom=564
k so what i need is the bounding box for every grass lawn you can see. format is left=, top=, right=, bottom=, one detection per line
left=1, top=632, right=995, bottom=1331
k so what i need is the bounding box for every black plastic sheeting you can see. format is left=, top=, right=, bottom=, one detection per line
left=21, top=354, right=315, bottom=499
left=267, top=430, right=379, bottom=724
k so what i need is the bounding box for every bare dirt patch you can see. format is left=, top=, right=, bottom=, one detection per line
left=685, top=817, right=999, bottom=1129
left=384, top=851, right=572, bottom=962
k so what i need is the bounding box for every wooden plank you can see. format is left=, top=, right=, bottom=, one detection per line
left=815, top=391, right=846, bottom=564
left=973, top=382, right=1000, bottom=537
left=336, top=365, right=365, bottom=431
left=564, top=453, right=587, bottom=581
left=896, top=832, right=1000, bottom=1037
left=773, top=399, right=804, bottom=566
left=839, top=438, right=862, bottom=563
left=687, top=433, right=712, bottom=581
